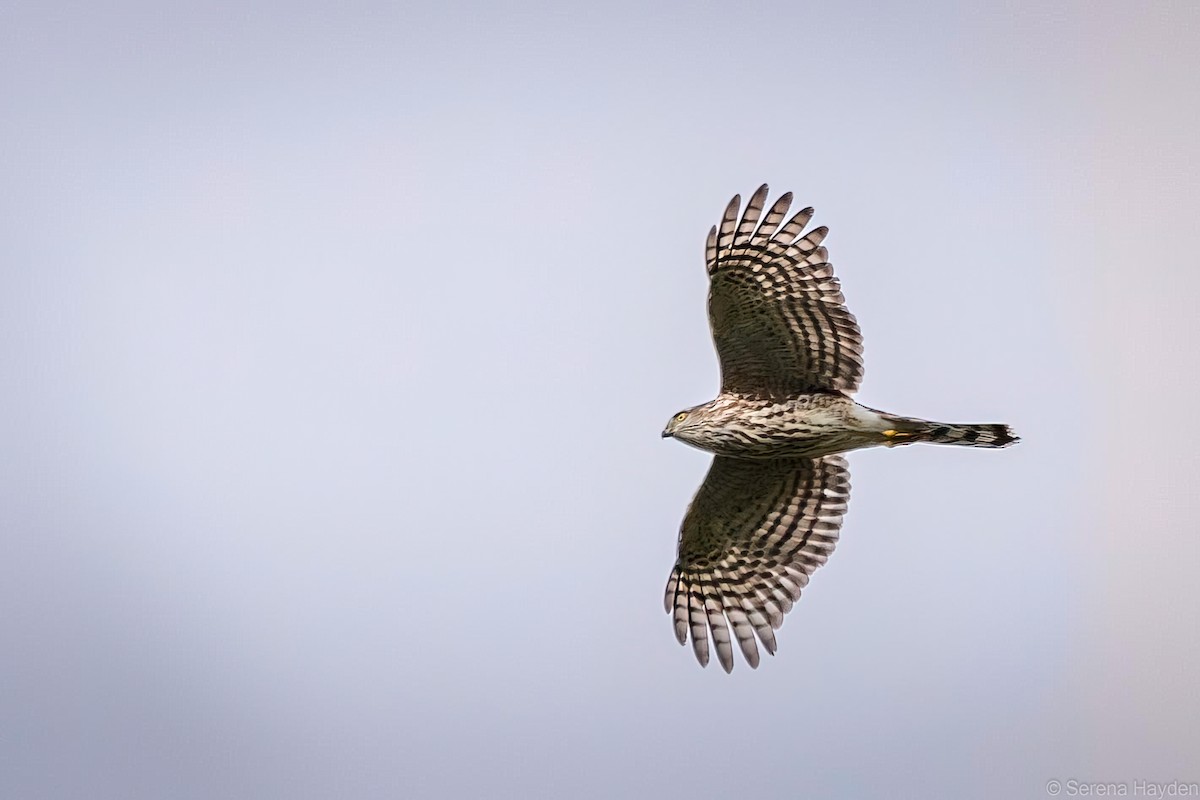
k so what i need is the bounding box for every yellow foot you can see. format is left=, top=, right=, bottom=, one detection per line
left=882, top=429, right=914, bottom=448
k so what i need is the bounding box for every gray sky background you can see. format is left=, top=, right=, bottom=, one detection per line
left=3, top=2, right=1198, bottom=798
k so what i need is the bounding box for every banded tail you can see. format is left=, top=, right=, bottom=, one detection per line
left=881, top=416, right=1019, bottom=449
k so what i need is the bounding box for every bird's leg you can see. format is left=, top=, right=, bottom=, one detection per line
left=881, top=429, right=918, bottom=448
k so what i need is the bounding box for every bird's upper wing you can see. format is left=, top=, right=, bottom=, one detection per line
left=706, top=184, right=864, bottom=396
left=664, top=455, right=850, bottom=672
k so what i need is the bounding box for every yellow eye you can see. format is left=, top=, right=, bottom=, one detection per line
left=675, top=412, right=688, bottom=421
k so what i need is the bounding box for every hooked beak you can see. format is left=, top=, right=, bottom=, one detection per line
left=661, top=428, right=672, bottom=439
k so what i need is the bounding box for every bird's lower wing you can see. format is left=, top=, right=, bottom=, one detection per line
left=665, top=455, right=851, bottom=672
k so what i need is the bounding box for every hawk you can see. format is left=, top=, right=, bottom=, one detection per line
left=662, top=185, right=1018, bottom=672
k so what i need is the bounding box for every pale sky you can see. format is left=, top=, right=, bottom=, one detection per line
left=2, top=2, right=1198, bottom=798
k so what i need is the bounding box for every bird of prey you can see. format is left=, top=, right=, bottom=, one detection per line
left=662, top=185, right=1017, bottom=672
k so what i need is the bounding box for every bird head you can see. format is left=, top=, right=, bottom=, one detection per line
left=662, top=407, right=698, bottom=439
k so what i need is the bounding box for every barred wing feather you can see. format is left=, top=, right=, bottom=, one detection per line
left=707, top=184, right=864, bottom=396
left=664, top=455, right=851, bottom=672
